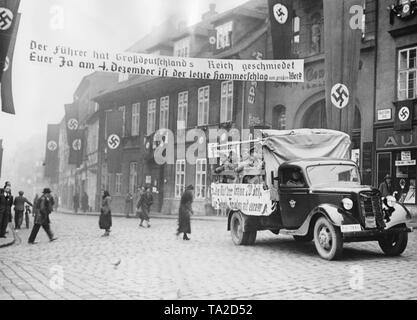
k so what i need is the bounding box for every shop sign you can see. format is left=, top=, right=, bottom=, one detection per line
left=395, top=160, right=416, bottom=166
left=376, top=128, right=417, bottom=150
left=401, top=151, right=411, bottom=161
left=377, top=109, right=392, bottom=121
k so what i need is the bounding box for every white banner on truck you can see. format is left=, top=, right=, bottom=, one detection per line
left=211, top=183, right=273, bottom=216
left=28, top=40, right=304, bottom=83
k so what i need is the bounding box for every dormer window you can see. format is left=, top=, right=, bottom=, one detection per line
left=216, top=21, right=233, bottom=50
left=118, top=73, right=129, bottom=83
left=174, top=37, right=190, bottom=57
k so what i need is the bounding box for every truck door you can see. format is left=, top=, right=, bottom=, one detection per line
left=278, top=167, right=313, bottom=228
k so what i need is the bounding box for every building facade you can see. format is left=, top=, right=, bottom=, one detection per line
left=374, top=0, right=417, bottom=206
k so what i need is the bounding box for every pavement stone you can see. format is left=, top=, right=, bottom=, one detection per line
left=0, top=212, right=416, bottom=300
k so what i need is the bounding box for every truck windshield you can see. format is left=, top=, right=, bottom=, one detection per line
left=306, top=164, right=360, bottom=186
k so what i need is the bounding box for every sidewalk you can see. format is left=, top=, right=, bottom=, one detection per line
left=58, top=208, right=227, bottom=222
left=0, top=225, right=16, bottom=248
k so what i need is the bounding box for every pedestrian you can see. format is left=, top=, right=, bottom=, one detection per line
left=99, top=190, right=112, bottom=237
left=73, top=192, right=80, bottom=214
left=0, top=186, right=11, bottom=238
left=28, top=188, right=57, bottom=244
left=13, top=191, right=33, bottom=230
left=81, top=192, right=89, bottom=213
left=125, top=192, right=133, bottom=218
left=135, top=186, right=145, bottom=217
left=379, top=174, right=395, bottom=198
left=137, top=186, right=153, bottom=228
left=176, top=185, right=194, bottom=241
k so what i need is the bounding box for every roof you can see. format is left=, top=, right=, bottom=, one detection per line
left=280, top=159, right=357, bottom=170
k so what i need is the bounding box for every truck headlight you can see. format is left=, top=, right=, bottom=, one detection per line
left=386, top=195, right=396, bottom=208
left=342, top=198, right=354, bottom=211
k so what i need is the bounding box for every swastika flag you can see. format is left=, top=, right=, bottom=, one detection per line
left=268, top=0, right=294, bottom=60
left=68, top=129, right=84, bottom=167
left=323, top=0, right=363, bottom=135
left=106, top=108, right=123, bottom=173
left=44, top=124, right=60, bottom=183
left=64, top=103, right=80, bottom=145
left=394, top=100, right=414, bottom=131
left=1, top=1, right=20, bottom=115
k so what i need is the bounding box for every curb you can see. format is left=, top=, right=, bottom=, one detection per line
left=0, top=225, right=16, bottom=249
left=57, top=209, right=227, bottom=222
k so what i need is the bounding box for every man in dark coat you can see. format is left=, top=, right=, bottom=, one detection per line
left=137, top=187, right=153, bottom=228
left=28, top=188, right=57, bottom=244
left=0, top=184, right=13, bottom=238
left=177, top=185, right=194, bottom=240
left=379, top=174, right=395, bottom=198
left=13, top=191, right=33, bottom=229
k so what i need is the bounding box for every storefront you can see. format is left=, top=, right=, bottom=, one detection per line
left=376, top=127, right=417, bottom=206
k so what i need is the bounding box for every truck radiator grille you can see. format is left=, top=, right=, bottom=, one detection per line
left=359, top=191, right=385, bottom=229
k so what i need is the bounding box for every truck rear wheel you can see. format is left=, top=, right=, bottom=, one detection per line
left=313, top=217, right=343, bottom=260
left=378, top=231, right=408, bottom=256
left=230, top=211, right=257, bottom=246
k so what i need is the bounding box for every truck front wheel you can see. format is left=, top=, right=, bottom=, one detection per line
left=230, top=211, right=257, bottom=246
left=378, top=231, right=408, bottom=256
left=313, top=217, right=343, bottom=260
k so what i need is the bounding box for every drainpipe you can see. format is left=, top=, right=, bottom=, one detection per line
left=372, top=0, right=379, bottom=187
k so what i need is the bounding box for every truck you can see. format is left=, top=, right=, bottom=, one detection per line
left=211, top=129, right=413, bottom=260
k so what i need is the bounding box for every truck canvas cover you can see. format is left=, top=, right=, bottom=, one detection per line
left=262, top=129, right=351, bottom=186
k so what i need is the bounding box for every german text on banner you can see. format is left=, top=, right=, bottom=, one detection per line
left=323, top=0, right=363, bottom=136
left=27, top=40, right=304, bottom=83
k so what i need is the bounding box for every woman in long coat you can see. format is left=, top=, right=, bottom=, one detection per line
left=177, top=185, right=194, bottom=240
left=99, top=190, right=112, bottom=236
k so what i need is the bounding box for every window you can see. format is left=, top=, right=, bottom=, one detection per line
left=195, top=159, right=207, bottom=199
left=292, top=16, right=300, bottom=55
left=104, top=110, right=112, bottom=139
left=174, top=37, right=190, bottom=57
left=198, top=86, right=210, bottom=126
left=115, top=173, right=122, bottom=194
left=398, top=47, right=417, bottom=100
left=220, top=81, right=233, bottom=123
left=175, top=160, right=186, bottom=198
left=216, top=21, right=233, bottom=50
left=160, top=96, right=169, bottom=129
left=178, top=91, right=188, bottom=129
left=129, top=162, right=138, bottom=194
left=119, top=106, right=126, bottom=137
left=147, top=99, right=156, bottom=135
left=132, top=103, right=140, bottom=136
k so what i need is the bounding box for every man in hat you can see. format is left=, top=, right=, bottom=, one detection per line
left=28, top=188, right=57, bottom=244
left=13, top=191, right=33, bottom=230
left=379, top=174, right=395, bottom=198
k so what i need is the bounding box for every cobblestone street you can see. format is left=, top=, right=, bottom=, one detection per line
left=0, top=212, right=417, bottom=300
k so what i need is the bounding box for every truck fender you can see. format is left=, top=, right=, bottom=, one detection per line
left=385, top=202, right=413, bottom=230
left=227, top=210, right=258, bottom=232
left=294, top=204, right=358, bottom=237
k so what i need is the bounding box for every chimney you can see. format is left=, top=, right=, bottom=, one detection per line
left=202, top=3, right=218, bottom=20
